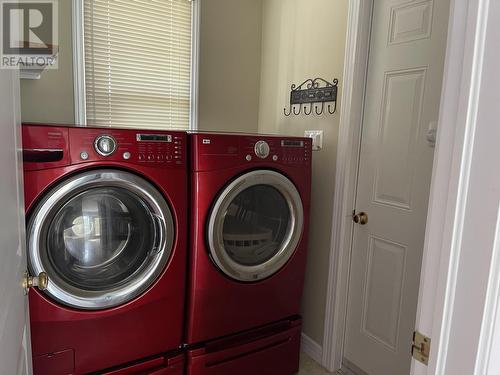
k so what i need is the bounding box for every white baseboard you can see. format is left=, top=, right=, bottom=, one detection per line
left=301, top=333, right=323, bottom=365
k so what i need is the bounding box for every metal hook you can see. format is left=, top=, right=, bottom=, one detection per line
left=284, top=106, right=292, bottom=116
left=315, top=102, right=324, bottom=115
left=327, top=102, right=337, bottom=114
left=293, top=105, right=301, bottom=115
left=304, top=103, right=313, bottom=115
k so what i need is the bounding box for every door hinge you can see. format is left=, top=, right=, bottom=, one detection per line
left=412, top=331, right=431, bottom=365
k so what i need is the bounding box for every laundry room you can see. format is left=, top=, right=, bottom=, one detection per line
left=15, top=0, right=347, bottom=373
left=2, top=0, right=499, bottom=375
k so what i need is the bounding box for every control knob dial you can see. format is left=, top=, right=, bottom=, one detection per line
left=254, top=140, right=270, bottom=159
left=94, top=135, right=117, bottom=157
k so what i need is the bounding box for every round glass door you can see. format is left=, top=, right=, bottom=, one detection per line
left=207, top=170, right=304, bottom=282
left=27, top=169, right=174, bottom=310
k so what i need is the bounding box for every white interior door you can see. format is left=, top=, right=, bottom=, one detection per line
left=343, top=1, right=450, bottom=374
left=0, top=69, right=31, bottom=374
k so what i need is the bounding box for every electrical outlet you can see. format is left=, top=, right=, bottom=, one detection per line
left=304, top=130, right=323, bottom=151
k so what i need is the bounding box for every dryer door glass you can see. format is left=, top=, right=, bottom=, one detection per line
left=208, top=170, right=304, bottom=282
left=27, top=170, right=175, bottom=310
left=222, top=185, right=290, bottom=266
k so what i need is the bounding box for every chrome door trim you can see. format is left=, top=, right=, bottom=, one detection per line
left=27, top=169, right=175, bottom=310
left=207, top=170, right=304, bottom=282
left=23, top=148, right=64, bottom=153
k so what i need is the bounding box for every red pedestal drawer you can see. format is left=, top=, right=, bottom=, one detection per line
left=187, top=318, right=301, bottom=375
left=101, top=353, right=184, bottom=375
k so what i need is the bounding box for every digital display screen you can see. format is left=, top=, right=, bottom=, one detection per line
left=281, top=140, right=304, bottom=147
left=136, top=134, right=172, bottom=142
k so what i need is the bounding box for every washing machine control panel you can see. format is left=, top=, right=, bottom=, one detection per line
left=69, top=128, right=186, bottom=167
left=135, top=133, right=184, bottom=164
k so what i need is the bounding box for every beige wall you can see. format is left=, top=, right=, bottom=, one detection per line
left=20, top=0, right=264, bottom=130
left=258, top=0, right=348, bottom=344
left=20, top=0, right=75, bottom=124
left=18, top=0, right=266, bottom=133
left=197, top=0, right=262, bottom=132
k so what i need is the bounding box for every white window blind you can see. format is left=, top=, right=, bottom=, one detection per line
left=83, top=0, right=192, bottom=129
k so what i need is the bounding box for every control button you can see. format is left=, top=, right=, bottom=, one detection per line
left=157, top=154, right=163, bottom=161
left=80, top=151, right=89, bottom=160
left=246, top=154, right=252, bottom=161
left=272, top=155, right=278, bottom=161
left=122, top=151, right=131, bottom=160
left=139, top=154, right=145, bottom=161
left=254, top=140, right=270, bottom=159
left=94, top=135, right=117, bottom=157
left=147, top=154, right=154, bottom=161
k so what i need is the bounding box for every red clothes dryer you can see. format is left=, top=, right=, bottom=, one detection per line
left=186, top=133, right=312, bottom=359
left=22, top=124, right=187, bottom=375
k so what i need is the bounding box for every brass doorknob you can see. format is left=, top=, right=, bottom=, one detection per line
left=23, top=271, right=48, bottom=294
left=353, top=212, right=368, bottom=225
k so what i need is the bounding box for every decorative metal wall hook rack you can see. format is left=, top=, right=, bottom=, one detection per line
left=284, top=78, right=338, bottom=116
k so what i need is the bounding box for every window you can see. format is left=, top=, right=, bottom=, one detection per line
left=76, top=0, right=196, bottom=130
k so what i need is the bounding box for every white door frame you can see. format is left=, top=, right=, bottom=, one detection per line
left=322, top=0, right=487, bottom=372
left=321, top=0, right=373, bottom=370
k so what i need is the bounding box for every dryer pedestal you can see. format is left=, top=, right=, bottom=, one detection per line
left=100, top=352, right=184, bottom=375
left=187, top=317, right=301, bottom=375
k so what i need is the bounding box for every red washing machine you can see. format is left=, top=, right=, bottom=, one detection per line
left=185, top=133, right=312, bottom=374
left=22, top=124, right=187, bottom=375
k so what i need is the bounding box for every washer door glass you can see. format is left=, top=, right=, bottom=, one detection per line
left=28, top=170, right=175, bottom=310
left=48, top=188, right=155, bottom=290
left=208, top=170, right=304, bottom=282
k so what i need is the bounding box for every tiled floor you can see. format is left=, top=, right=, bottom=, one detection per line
left=298, top=352, right=337, bottom=375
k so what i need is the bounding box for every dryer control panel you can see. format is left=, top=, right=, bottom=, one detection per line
left=191, top=133, right=312, bottom=171
left=241, top=137, right=311, bottom=165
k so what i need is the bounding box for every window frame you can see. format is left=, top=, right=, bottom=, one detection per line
left=72, top=0, right=200, bottom=130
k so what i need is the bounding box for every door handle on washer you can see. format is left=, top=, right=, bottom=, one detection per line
left=23, top=271, right=48, bottom=295
left=150, top=214, right=164, bottom=255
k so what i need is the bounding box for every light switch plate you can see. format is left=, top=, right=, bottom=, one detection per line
left=304, top=130, right=323, bottom=151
